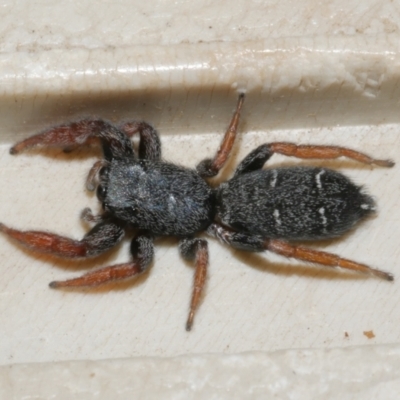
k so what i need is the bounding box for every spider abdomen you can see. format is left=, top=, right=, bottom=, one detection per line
left=216, top=166, right=375, bottom=241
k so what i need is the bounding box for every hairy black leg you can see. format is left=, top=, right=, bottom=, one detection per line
left=49, top=234, right=154, bottom=288
left=207, top=223, right=266, bottom=252
left=10, top=120, right=134, bottom=161
left=129, top=233, right=154, bottom=268
left=120, top=121, right=162, bottom=161
left=196, top=93, right=245, bottom=178
left=180, top=238, right=209, bottom=331
left=0, top=220, right=124, bottom=258
left=234, top=144, right=274, bottom=177
left=234, top=142, right=394, bottom=177
left=80, top=208, right=107, bottom=224
left=207, top=223, right=393, bottom=281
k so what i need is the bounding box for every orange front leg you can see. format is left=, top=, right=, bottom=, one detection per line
left=196, top=93, right=245, bottom=177
left=0, top=220, right=124, bottom=258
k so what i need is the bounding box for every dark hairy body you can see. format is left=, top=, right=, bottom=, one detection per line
left=0, top=94, right=394, bottom=330
left=104, top=159, right=214, bottom=236
left=217, top=166, right=374, bottom=241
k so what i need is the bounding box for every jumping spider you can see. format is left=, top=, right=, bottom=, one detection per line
left=0, top=94, right=394, bottom=330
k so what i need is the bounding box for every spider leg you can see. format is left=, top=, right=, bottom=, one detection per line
left=0, top=220, right=124, bottom=258
left=208, top=223, right=394, bottom=281
left=86, top=160, right=110, bottom=191
left=265, top=239, right=394, bottom=281
left=234, top=142, right=394, bottom=176
left=80, top=208, right=107, bottom=224
left=49, top=234, right=153, bottom=288
left=10, top=120, right=134, bottom=160
left=180, top=238, right=209, bottom=331
left=196, top=93, right=245, bottom=178
left=120, top=121, right=162, bottom=161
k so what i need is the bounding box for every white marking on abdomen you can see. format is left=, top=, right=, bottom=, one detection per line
left=361, top=203, right=375, bottom=211
left=270, top=170, right=278, bottom=187
left=315, top=170, right=325, bottom=189
left=318, top=207, right=327, bottom=226
left=273, top=209, right=281, bottom=226
left=168, top=194, right=177, bottom=212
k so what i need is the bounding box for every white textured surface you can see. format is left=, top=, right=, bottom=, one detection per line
left=1, top=0, right=400, bottom=398
left=1, top=0, right=400, bottom=51
left=2, top=346, right=400, bottom=399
